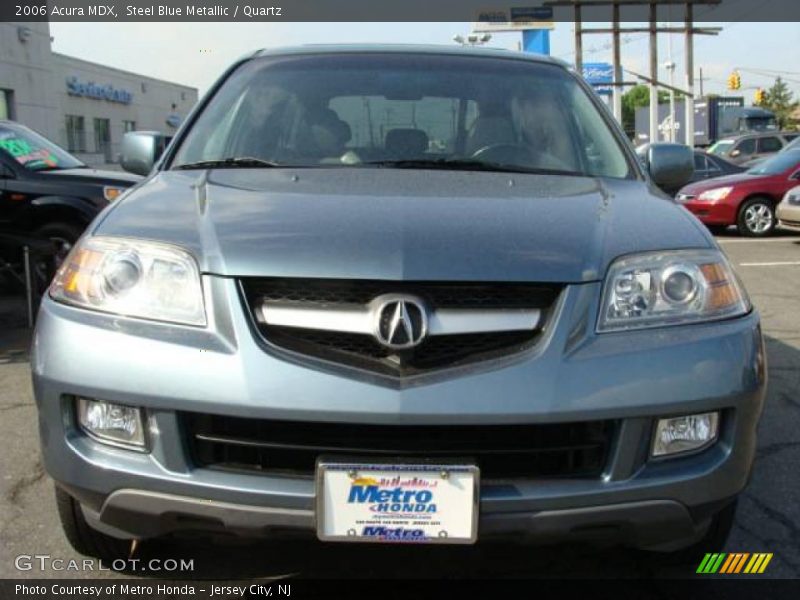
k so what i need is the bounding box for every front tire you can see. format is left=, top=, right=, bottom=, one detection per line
left=55, top=485, right=131, bottom=563
left=737, top=197, right=775, bottom=237
left=33, top=221, right=83, bottom=266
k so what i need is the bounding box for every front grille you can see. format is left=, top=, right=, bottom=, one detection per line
left=185, top=413, right=614, bottom=480
left=241, top=279, right=561, bottom=376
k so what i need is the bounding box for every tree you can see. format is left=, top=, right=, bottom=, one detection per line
left=761, top=77, right=799, bottom=130
left=621, top=85, right=674, bottom=137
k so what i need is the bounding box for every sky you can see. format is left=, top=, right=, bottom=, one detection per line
left=49, top=21, right=800, bottom=101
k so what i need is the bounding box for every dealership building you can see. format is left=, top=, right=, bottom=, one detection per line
left=0, top=22, right=198, bottom=168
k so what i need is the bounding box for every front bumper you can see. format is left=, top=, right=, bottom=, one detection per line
left=32, top=276, right=767, bottom=550
left=777, top=202, right=800, bottom=231
left=681, top=199, right=737, bottom=225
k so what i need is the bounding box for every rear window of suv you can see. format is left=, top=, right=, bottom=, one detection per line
left=172, top=53, right=632, bottom=179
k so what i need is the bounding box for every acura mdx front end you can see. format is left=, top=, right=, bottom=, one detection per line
left=33, top=46, right=766, bottom=562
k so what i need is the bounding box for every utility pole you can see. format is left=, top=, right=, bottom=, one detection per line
left=574, top=3, right=582, bottom=74
left=698, top=66, right=706, bottom=97
left=684, top=2, right=695, bottom=147
left=649, top=1, right=659, bottom=143
left=612, top=1, right=623, bottom=123
left=665, top=23, right=676, bottom=142
left=550, top=0, right=721, bottom=143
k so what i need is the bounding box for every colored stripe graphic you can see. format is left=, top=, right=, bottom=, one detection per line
left=720, top=554, right=736, bottom=574
left=697, top=553, right=727, bottom=574
left=734, top=553, right=750, bottom=573
left=697, top=552, right=772, bottom=574
left=744, top=553, right=774, bottom=574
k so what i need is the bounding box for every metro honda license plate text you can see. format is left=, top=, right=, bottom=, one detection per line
left=316, top=462, right=479, bottom=544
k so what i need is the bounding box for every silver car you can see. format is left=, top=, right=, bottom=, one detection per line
left=33, top=46, right=766, bottom=564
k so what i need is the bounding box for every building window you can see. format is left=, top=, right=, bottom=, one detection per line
left=65, top=115, right=86, bottom=153
left=123, top=120, right=136, bottom=133
left=94, top=118, right=111, bottom=161
left=0, top=90, right=13, bottom=120
left=181, top=91, right=186, bottom=101
left=141, top=82, right=147, bottom=93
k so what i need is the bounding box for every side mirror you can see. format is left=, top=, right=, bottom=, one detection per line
left=730, top=149, right=741, bottom=158
left=645, top=143, right=694, bottom=190
left=120, top=131, right=168, bottom=176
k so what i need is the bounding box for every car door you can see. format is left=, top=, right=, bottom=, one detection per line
left=0, top=146, right=51, bottom=233
left=0, top=154, right=17, bottom=231
left=690, top=153, right=709, bottom=183
left=730, top=137, right=756, bottom=163
left=755, top=135, right=783, bottom=162
left=703, top=154, right=725, bottom=180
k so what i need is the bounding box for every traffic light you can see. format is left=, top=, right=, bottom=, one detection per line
left=754, top=88, right=766, bottom=105
left=727, top=71, right=741, bottom=90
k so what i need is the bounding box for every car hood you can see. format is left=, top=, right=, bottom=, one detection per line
left=680, top=171, right=762, bottom=194
left=40, top=167, right=142, bottom=186
left=95, top=169, right=711, bottom=283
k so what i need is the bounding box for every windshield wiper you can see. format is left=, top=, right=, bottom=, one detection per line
left=359, top=158, right=583, bottom=177
left=173, top=157, right=283, bottom=170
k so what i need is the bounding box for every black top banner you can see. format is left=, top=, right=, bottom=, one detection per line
left=2, top=0, right=800, bottom=22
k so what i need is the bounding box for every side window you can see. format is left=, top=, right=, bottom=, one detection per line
left=693, top=153, right=707, bottom=172
left=736, top=138, right=756, bottom=156
left=757, top=136, right=782, bottom=153
left=705, top=156, right=722, bottom=174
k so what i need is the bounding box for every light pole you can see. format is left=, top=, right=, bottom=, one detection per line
left=665, top=60, right=676, bottom=142
left=665, top=16, right=676, bottom=143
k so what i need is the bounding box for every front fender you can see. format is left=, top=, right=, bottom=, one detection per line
left=16, top=195, right=100, bottom=229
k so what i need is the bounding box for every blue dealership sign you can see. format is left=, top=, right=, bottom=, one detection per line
left=66, top=77, right=133, bottom=104
left=582, top=63, right=614, bottom=96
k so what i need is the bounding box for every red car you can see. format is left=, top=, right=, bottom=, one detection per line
left=677, top=149, right=800, bottom=236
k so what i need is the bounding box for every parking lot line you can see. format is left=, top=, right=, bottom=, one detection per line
left=739, top=261, right=800, bottom=267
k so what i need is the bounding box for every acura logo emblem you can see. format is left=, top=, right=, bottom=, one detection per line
left=371, top=294, right=428, bottom=350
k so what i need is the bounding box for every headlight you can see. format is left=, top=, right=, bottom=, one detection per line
left=598, top=249, right=749, bottom=332
left=103, top=186, right=126, bottom=201
left=698, top=186, right=733, bottom=202
left=50, top=236, right=206, bottom=326
left=77, top=397, right=145, bottom=449
left=652, top=412, right=719, bottom=457
left=782, top=186, right=800, bottom=206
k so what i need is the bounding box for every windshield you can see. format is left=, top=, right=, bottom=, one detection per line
left=172, top=53, right=631, bottom=178
left=708, top=140, right=734, bottom=156
left=0, top=124, right=84, bottom=171
left=744, top=117, right=778, bottom=132
left=782, top=137, right=800, bottom=153
left=746, top=149, right=800, bottom=175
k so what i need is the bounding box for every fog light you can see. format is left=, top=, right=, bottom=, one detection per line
left=77, top=398, right=145, bottom=448
left=652, top=412, right=719, bottom=457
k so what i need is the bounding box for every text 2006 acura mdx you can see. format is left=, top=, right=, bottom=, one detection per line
left=33, top=46, right=766, bottom=561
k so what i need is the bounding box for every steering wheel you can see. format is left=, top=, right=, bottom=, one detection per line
left=470, top=143, right=574, bottom=172
left=469, top=143, right=528, bottom=164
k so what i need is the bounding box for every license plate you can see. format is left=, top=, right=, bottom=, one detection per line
left=316, top=461, right=479, bottom=544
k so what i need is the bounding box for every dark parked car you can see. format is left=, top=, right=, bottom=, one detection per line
left=36, top=46, right=765, bottom=565
left=0, top=121, right=141, bottom=260
left=637, top=145, right=743, bottom=196
left=690, top=150, right=744, bottom=183
left=707, top=131, right=799, bottom=165
left=678, top=148, right=800, bottom=236
left=639, top=144, right=744, bottom=196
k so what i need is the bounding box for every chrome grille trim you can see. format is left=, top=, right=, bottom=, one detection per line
left=255, top=302, right=541, bottom=337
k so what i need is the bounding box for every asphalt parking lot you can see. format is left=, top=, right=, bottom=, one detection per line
left=1, top=230, right=798, bottom=580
